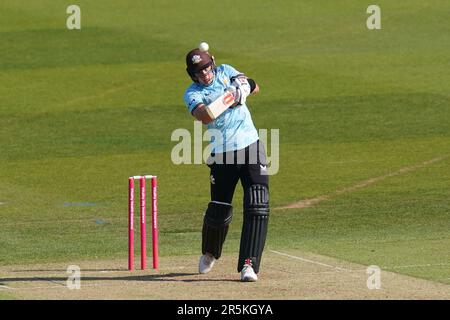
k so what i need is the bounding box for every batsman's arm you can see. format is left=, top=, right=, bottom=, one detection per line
left=192, top=88, right=237, bottom=124
left=247, top=78, right=260, bottom=94
left=192, top=104, right=214, bottom=125
left=231, top=75, right=259, bottom=94
left=191, top=79, right=259, bottom=124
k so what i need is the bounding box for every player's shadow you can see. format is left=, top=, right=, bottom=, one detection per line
left=0, top=271, right=239, bottom=284
left=11, top=268, right=124, bottom=273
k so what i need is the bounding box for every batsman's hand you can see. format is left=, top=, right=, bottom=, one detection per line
left=229, top=86, right=241, bottom=108
left=230, top=76, right=251, bottom=106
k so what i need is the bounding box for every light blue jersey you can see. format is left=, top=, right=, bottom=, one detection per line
left=183, top=64, right=259, bottom=153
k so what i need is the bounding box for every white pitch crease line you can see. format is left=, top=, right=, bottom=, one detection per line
left=269, top=250, right=351, bottom=272
left=0, top=285, right=14, bottom=290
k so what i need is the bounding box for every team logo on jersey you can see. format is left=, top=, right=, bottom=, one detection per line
left=191, top=55, right=202, bottom=64
left=210, top=175, right=215, bottom=185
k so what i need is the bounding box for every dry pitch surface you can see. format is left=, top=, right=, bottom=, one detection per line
left=0, top=250, right=449, bottom=300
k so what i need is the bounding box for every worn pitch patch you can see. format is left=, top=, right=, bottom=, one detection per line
left=0, top=252, right=449, bottom=300
left=277, top=155, right=449, bottom=210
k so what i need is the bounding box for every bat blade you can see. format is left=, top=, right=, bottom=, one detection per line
left=205, top=90, right=236, bottom=120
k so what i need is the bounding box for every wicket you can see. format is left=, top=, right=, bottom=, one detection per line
left=128, top=175, right=158, bottom=270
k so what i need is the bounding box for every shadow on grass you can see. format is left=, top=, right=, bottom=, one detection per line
left=11, top=268, right=126, bottom=272
left=0, top=272, right=239, bottom=284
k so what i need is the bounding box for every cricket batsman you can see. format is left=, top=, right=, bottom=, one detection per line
left=183, top=43, right=270, bottom=282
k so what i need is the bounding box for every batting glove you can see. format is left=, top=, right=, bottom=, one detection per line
left=231, top=76, right=251, bottom=106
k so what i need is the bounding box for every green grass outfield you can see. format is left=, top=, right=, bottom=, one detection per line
left=0, top=0, right=449, bottom=289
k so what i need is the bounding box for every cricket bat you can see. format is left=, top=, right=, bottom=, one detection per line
left=205, top=88, right=236, bottom=120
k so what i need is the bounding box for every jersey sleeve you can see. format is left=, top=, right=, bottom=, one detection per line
left=183, top=89, right=204, bottom=114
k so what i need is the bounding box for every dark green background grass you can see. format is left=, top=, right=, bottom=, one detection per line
left=0, top=0, right=449, bottom=286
